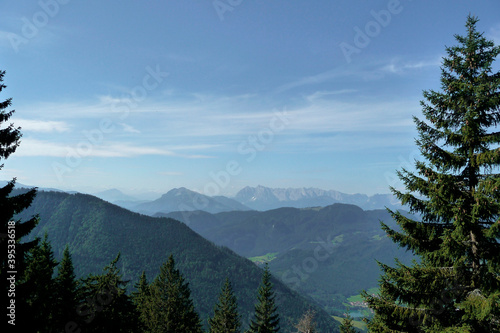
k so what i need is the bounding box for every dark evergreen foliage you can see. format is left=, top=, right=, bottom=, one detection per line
left=147, top=254, right=203, bottom=333
left=364, top=16, right=500, bottom=332
left=209, top=277, right=241, bottom=333
left=249, top=264, right=280, bottom=333
left=54, top=245, right=80, bottom=331
left=132, top=270, right=151, bottom=332
left=0, top=69, right=38, bottom=332
left=78, top=254, right=140, bottom=332
left=339, top=313, right=356, bottom=333
left=22, top=233, right=58, bottom=332
left=17, top=190, right=339, bottom=332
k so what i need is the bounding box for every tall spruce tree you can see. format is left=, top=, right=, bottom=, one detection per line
left=147, top=254, right=203, bottom=333
left=248, top=264, right=280, bottom=333
left=339, top=313, right=356, bottom=333
left=23, top=233, right=58, bottom=332
left=364, top=16, right=500, bottom=332
left=209, top=277, right=241, bottom=333
left=78, top=254, right=139, bottom=332
left=132, top=270, right=151, bottom=332
left=54, top=245, right=80, bottom=331
left=0, top=69, right=38, bottom=331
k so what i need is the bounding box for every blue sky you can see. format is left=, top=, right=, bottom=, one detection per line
left=1, top=0, right=499, bottom=197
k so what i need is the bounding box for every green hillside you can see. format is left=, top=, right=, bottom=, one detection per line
left=164, top=204, right=416, bottom=314
left=16, top=190, right=339, bottom=332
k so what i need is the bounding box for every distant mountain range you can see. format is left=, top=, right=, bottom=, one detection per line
left=94, top=188, right=140, bottom=202
left=2, top=181, right=403, bottom=214
left=92, top=185, right=403, bottom=216
left=131, top=187, right=252, bottom=215
left=234, top=185, right=402, bottom=211
left=0, top=180, right=69, bottom=193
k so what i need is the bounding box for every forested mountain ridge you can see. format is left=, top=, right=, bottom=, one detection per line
left=15, top=190, right=339, bottom=332
left=161, top=204, right=416, bottom=313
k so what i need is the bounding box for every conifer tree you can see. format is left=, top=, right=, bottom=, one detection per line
left=248, top=264, right=280, bottom=333
left=23, top=233, right=58, bottom=332
left=364, top=16, right=500, bottom=332
left=0, top=69, right=38, bottom=331
left=132, top=270, right=151, bottom=332
left=339, top=313, right=356, bottom=333
left=209, top=277, right=241, bottom=333
left=78, top=254, right=139, bottom=332
left=54, top=245, right=80, bottom=331
left=148, top=254, right=203, bottom=333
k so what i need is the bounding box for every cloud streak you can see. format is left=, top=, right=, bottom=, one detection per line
left=120, top=123, right=141, bottom=134
left=490, top=23, right=500, bottom=45
left=14, top=87, right=420, bottom=158
left=13, top=119, right=70, bottom=133
left=276, top=56, right=442, bottom=93
left=381, top=58, right=442, bottom=74
left=15, top=139, right=213, bottom=159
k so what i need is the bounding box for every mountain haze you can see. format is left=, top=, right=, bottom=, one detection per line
left=234, top=185, right=402, bottom=211
left=133, top=187, right=252, bottom=215
left=94, top=188, right=139, bottom=203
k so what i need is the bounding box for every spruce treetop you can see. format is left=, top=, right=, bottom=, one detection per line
left=209, top=277, right=241, bottom=333
left=249, top=264, right=280, bottom=333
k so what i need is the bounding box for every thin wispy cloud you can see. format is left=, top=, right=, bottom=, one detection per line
left=305, top=90, right=357, bottom=102
left=158, top=171, right=184, bottom=176
left=15, top=89, right=418, bottom=155
left=167, top=144, right=222, bottom=151
left=120, top=123, right=141, bottom=134
left=490, top=23, right=500, bottom=45
left=277, top=56, right=443, bottom=94
left=284, top=99, right=417, bottom=134
left=381, top=58, right=442, bottom=74
left=15, top=139, right=213, bottom=159
left=275, top=66, right=384, bottom=94
left=275, top=69, right=344, bottom=93
left=18, top=101, right=111, bottom=119
left=13, top=119, right=70, bottom=133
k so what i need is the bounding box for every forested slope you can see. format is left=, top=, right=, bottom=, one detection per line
left=16, top=190, right=339, bottom=332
